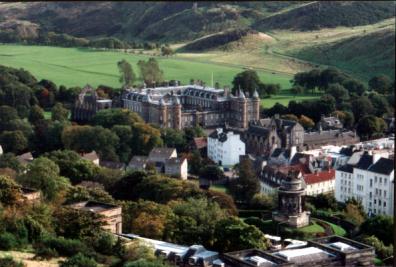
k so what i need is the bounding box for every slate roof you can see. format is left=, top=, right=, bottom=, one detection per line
left=368, top=158, right=394, bottom=175
left=337, top=164, right=354, bottom=173
left=271, top=148, right=283, bottom=158
left=148, top=148, right=176, bottom=160
left=290, top=153, right=310, bottom=165
left=16, top=152, right=33, bottom=165
left=355, top=154, right=373, bottom=170
left=165, top=157, right=186, bottom=166
left=82, top=151, right=99, bottom=161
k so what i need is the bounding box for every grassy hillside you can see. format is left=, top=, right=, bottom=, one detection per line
left=0, top=44, right=293, bottom=89
left=254, top=1, right=395, bottom=31
left=293, top=28, right=395, bottom=81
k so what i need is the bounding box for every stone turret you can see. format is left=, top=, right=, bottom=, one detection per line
left=173, top=96, right=182, bottom=130
left=252, top=89, right=260, bottom=121
left=159, top=97, right=167, bottom=126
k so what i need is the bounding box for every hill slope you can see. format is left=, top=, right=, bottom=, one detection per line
left=292, top=28, right=395, bottom=80
left=253, top=1, right=395, bottom=31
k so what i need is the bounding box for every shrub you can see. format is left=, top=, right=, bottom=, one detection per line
left=60, top=253, right=97, bottom=267
left=0, top=257, right=24, bottom=267
left=124, top=259, right=170, bottom=267
left=34, top=246, right=59, bottom=260
left=0, top=232, right=18, bottom=250
left=36, top=236, right=90, bottom=257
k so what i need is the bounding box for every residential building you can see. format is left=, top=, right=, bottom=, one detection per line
left=127, top=148, right=187, bottom=179
left=122, top=85, right=260, bottom=130
left=304, top=169, right=335, bottom=196
left=68, top=200, right=122, bottom=234
left=190, top=137, right=207, bottom=156
left=165, top=157, right=188, bottom=180
left=335, top=151, right=394, bottom=216
left=207, top=128, right=245, bottom=167
left=71, top=85, right=112, bottom=122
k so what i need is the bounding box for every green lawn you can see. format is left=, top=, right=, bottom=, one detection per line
left=299, top=221, right=325, bottom=233
left=0, top=44, right=292, bottom=90
left=261, top=93, right=320, bottom=108
left=43, top=111, right=52, bottom=120
left=210, top=184, right=228, bottom=194
left=327, top=222, right=347, bottom=236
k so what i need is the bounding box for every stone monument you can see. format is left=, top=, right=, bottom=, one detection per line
left=272, top=171, right=310, bottom=228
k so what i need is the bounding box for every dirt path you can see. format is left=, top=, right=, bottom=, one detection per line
left=0, top=251, right=64, bottom=267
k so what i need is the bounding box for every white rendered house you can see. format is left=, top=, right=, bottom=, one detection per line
left=335, top=152, right=394, bottom=216
left=207, top=128, right=245, bottom=167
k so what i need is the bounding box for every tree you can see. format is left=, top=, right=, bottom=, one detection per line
left=161, top=128, right=187, bottom=152
left=213, top=217, right=268, bottom=252
left=131, top=123, right=163, bottom=155
left=290, top=85, right=304, bottom=97
left=298, top=115, right=315, bottom=129
left=60, top=253, right=97, bottom=267
left=137, top=58, right=164, bottom=86
left=0, top=153, right=22, bottom=172
left=161, top=45, right=174, bottom=57
left=368, top=93, right=390, bottom=117
left=93, top=108, right=143, bottom=129
left=342, top=79, right=366, bottom=96
left=356, top=115, right=386, bottom=140
left=351, top=96, right=374, bottom=120
left=16, top=157, right=70, bottom=200
left=0, top=175, right=23, bottom=206
left=360, top=215, right=394, bottom=246
left=368, top=75, right=392, bottom=94
left=0, top=131, right=28, bottom=154
left=281, top=114, right=299, bottom=122
left=325, top=83, right=349, bottom=104
left=165, top=197, right=227, bottom=248
left=331, top=110, right=355, bottom=129
left=0, top=105, right=19, bottom=131
left=229, top=159, right=259, bottom=203
left=343, top=197, right=366, bottom=226
left=122, top=200, right=173, bottom=240
left=232, top=70, right=261, bottom=96
left=54, top=207, right=104, bottom=241
left=199, top=165, right=225, bottom=182
left=51, top=103, right=69, bottom=121
left=189, top=150, right=203, bottom=175
left=28, top=105, right=45, bottom=124
left=308, top=193, right=338, bottom=210
left=118, top=59, right=136, bottom=87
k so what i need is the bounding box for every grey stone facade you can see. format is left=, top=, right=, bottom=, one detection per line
left=72, top=85, right=112, bottom=122
left=122, top=85, right=260, bottom=130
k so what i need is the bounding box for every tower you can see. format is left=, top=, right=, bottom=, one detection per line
left=272, top=171, right=310, bottom=228
left=159, top=97, right=167, bottom=127
left=238, top=89, right=248, bottom=128
left=173, top=96, right=182, bottom=130
left=252, top=89, right=260, bottom=121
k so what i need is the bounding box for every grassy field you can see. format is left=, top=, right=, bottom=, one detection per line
left=261, top=93, right=319, bottom=108
left=299, top=221, right=325, bottom=234
left=327, top=222, right=347, bottom=237
left=0, top=44, right=293, bottom=89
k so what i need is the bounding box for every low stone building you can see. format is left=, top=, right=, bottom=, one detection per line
left=303, top=129, right=359, bottom=150
left=68, top=200, right=122, bottom=234
left=222, top=235, right=374, bottom=267
left=16, top=152, right=34, bottom=166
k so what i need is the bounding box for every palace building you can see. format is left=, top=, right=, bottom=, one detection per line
left=122, top=85, right=260, bottom=130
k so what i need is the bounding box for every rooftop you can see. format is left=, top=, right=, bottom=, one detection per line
left=148, top=148, right=176, bottom=160
left=368, top=157, right=394, bottom=175
left=303, top=169, right=335, bottom=185
left=69, top=200, right=119, bottom=213
left=272, top=246, right=335, bottom=263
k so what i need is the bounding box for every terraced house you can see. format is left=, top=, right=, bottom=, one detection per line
left=122, top=85, right=260, bottom=130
